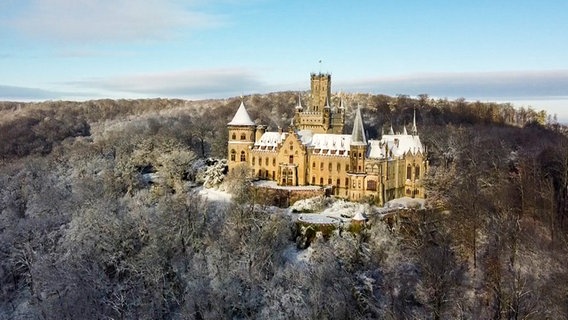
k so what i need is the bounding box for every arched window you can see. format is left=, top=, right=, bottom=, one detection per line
left=230, top=149, right=236, bottom=161
left=240, top=133, right=246, bottom=140
left=252, top=157, right=255, bottom=165
left=407, top=165, right=412, bottom=180
left=240, top=151, right=246, bottom=162
left=345, top=178, right=349, bottom=187
left=313, top=162, right=316, bottom=168
left=320, top=177, right=323, bottom=185
left=367, top=180, right=377, bottom=191
left=415, top=165, right=420, bottom=179
left=273, top=158, right=276, bottom=166
left=328, top=163, right=332, bottom=172
left=232, top=133, right=236, bottom=140
left=328, top=178, right=332, bottom=185
left=312, top=176, right=316, bottom=184
left=265, top=157, right=269, bottom=166
left=320, top=162, right=323, bottom=170
left=337, top=163, right=341, bottom=171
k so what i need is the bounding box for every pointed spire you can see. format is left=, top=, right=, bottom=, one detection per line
left=389, top=125, right=394, bottom=135
left=403, top=125, right=408, bottom=135
left=351, top=105, right=367, bottom=145
left=324, top=96, right=331, bottom=109
left=339, top=95, right=345, bottom=109
left=295, top=92, right=303, bottom=110
left=228, top=100, right=255, bottom=126
left=411, top=108, right=418, bottom=135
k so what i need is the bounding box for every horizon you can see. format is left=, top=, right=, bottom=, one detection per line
left=1, top=1, right=567, bottom=121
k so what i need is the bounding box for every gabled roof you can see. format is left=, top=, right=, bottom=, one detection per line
left=351, top=105, right=367, bottom=145
left=367, top=133, right=424, bottom=159
left=310, top=134, right=352, bottom=156
left=228, top=101, right=255, bottom=126
left=254, top=132, right=287, bottom=150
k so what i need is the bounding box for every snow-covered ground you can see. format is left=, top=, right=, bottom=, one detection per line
left=290, top=196, right=425, bottom=224
left=253, top=180, right=322, bottom=191
left=197, top=187, right=232, bottom=203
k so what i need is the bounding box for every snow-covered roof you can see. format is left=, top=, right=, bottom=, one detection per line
left=309, top=134, right=352, bottom=156
left=228, top=101, right=255, bottom=126
left=352, top=211, right=367, bottom=221
left=254, top=131, right=287, bottom=150
left=367, top=133, right=423, bottom=159
left=296, top=130, right=314, bottom=145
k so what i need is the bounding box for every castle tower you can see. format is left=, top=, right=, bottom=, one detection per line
left=348, top=106, right=368, bottom=200
left=227, top=100, right=255, bottom=173
left=310, top=73, right=331, bottom=112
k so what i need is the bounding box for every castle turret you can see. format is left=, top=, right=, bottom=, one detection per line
left=227, top=100, right=255, bottom=173
left=350, top=105, right=367, bottom=174
left=411, top=108, right=418, bottom=136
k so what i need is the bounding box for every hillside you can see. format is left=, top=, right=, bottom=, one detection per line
left=1, top=94, right=567, bottom=319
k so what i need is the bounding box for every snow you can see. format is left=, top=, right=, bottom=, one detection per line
left=254, top=132, right=287, bottom=148
left=253, top=180, right=322, bottom=191
left=227, top=101, right=255, bottom=126
left=385, top=196, right=425, bottom=210
left=198, top=187, right=232, bottom=203
left=367, top=133, right=424, bottom=159
left=309, top=134, right=352, bottom=156
left=297, top=214, right=340, bottom=225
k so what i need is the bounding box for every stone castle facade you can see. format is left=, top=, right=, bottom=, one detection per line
left=227, top=73, right=427, bottom=205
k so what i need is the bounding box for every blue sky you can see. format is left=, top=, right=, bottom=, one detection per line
left=1, top=0, right=567, bottom=120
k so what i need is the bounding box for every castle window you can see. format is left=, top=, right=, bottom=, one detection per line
left=273, top=158, right=276, bottom=166
left=358, top=165, right=361, bottom=171
left=346, top=165, right=349, bottom=171
left=290, top=145, right=293, bottom=151
left=240, top=151, right=246, bottom=162
left=337, top=179, right=340, bottom=186
left=406, top=189, right=412, bottom=195
left=320, top=162, right=323, bottom=170
left=328, top=163, right=332, bottom=172
left=232, top=133, right=236, bottom=140
left=259, top=157, right=262, bottom=166
left=312, top=176, right=316, bottom=184
left=265, top=158, right=269, bottom=166
left=337, top=163, right=341, bottom=171
left=345, top=178, right=349, bottom=187
left=359, top=152, right=362, bottom=157
left=320, top=177, right=323, bottom=185
left=367, top=180, right=377, bottom=191
left=407, top=165, right=412, bottom=180
left=328, top=178, right=332, bottom=185
left=230, top=149, right=236, bottom=161
left=415, top=165, right=420, bottom=179
left=240, top=133, right=246, bottom=140
left=252, top=157, right=255, bottom=165
left=289, top=155, right=294, bottom=164
left=313, top=162, right=316, bottom=168
left=272, top=171, right=275, bottom=179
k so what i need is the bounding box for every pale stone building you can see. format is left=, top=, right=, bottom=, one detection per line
left=227, top=73, right=427, bottom=205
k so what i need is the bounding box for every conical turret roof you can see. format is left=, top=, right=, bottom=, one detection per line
left=228, top=100, right=255, bottom=126
left=351, top=105, right=367, bottom=145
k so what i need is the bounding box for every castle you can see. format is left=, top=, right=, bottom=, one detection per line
left=227, top=73, right=427, bottom=205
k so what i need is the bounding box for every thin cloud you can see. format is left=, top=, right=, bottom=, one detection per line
left=69, top=68, right=265, bottom=98
left=338, top=70, right=568, bottom=100
left=8, top=0, right=223, bottom=43
left=0, top=85, right=69, bottom=100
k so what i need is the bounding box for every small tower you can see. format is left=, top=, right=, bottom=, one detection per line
left=227, top=100, right=255, bottom=173
left=348, top=105, right=368, bottom=200
left=350, top=105, right=367, bottom=174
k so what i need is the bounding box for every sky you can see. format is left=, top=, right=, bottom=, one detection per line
left=1, top=0, right=567, bottom=121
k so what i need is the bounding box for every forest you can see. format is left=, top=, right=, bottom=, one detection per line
left=0, top=93, right=567, bottom=319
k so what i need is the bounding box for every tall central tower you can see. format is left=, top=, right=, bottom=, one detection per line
left=310, top=73, right=331, bottom=112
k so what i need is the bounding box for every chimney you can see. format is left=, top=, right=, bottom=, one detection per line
left=255, top=125, right=266, bottom=142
